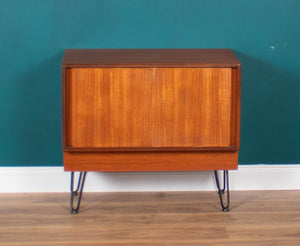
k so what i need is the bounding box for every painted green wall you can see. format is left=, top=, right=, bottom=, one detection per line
left=0, top=0, right=299, bottom=166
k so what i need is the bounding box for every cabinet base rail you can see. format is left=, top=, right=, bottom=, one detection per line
left=69, top=170, right=230, bottom=214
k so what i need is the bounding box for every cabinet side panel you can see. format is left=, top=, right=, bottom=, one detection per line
left=152, top=68, right=232, bottom=147
left=64, top=68, right=73, bottom=148
left=62, top=67, right=66, bottom=149
left=230, top=67, right=241, bottom=149
left=68, top=68, right=153, bottom=148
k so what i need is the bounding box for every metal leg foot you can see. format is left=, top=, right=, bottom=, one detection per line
left=70, top=171, right=87, bottom=214
left=214, top=170, right=230, bottom=212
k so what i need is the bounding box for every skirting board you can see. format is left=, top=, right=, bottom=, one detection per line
left=0, top=165, right=300, bottom=193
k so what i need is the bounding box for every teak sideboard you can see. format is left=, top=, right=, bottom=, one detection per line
left=62, top=49, right=241, bottom=213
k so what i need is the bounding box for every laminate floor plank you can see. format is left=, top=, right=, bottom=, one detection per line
left=0, top=191, right=300, bottom=245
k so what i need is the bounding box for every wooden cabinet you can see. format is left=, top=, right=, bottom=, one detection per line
left=63, top=49, right=241, bottom=172
left=62, top=49, right=241, bottom=212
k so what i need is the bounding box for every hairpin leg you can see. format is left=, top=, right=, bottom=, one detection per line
left=70, top=171, right=87, bottom=214
left=214, top=170, right=230, bottom=212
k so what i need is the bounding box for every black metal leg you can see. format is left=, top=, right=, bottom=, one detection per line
left=214, top=170, right=230, bottom=212
left=70, top=171, right=87, bottom=214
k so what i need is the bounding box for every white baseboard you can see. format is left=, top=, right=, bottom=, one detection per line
left=0, top=165, right=299, bottom=192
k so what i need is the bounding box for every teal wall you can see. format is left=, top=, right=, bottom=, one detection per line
left=0, top=0, right=299, bottom=166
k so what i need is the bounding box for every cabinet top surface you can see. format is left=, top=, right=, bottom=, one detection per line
left=62, top=49, right=241, bottom=68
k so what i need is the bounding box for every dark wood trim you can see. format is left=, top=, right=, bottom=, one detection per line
left=229, top=66, right=241, bottom=150
left=62, top=68, right=73, bottom=150
left=65, top=69, right=72, bottom=149
left=62, top=64, right=240, bottom=68
left=229, top=67, right=236, bottom=148
left=235, top=65, right=242, bottom=149
left=62, top=67, right=66, bottom=151
left=62, top=49, right=241, bottom=68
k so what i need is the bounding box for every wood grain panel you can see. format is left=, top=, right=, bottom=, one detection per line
left=152, top=68, right=232, bottom=147
left=63, top=151, right=238, bottom=171
left=67, top=68, right=232, bottom=149
left=68, top=68, right=153, bottom=148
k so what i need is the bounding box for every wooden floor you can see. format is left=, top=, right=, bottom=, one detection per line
left=0, top=191, right=300, bottom=245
